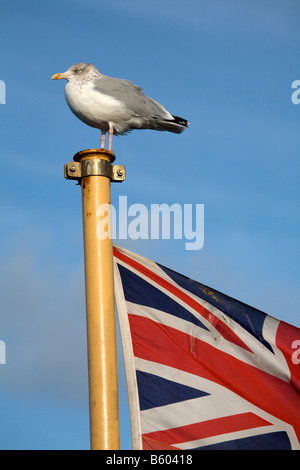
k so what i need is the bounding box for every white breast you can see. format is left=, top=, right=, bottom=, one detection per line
left=65, top=81, right=131, bottom=132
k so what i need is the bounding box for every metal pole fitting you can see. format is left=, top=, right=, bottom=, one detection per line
left=64, top=149, right=126, bottom=182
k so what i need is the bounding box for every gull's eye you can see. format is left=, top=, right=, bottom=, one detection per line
left=73, top=67, right=79, bottom=74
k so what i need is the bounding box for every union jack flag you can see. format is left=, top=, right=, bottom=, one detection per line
left=113, top=245, right=300, bottom=450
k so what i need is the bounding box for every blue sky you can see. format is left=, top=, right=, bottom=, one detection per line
left=0, top=0, right=299, bottom=449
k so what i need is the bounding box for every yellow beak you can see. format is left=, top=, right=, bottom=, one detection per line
left=51, top=73, right=67, bottom=80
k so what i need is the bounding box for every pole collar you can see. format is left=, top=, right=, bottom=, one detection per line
left=64, top=149, right=126, bottom=183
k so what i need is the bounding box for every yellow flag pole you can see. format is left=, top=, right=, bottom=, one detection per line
left=64, top=149, right=126, bottom=450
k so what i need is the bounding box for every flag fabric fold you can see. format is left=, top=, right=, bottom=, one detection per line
left=113, top=245, right=300, bottom=450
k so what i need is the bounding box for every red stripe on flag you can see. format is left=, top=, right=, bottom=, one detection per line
left=114, top=247, right=252, bottom=353
left=128, top=314, right=300, bottom=441
left=142, top=412, right=271, bottom=446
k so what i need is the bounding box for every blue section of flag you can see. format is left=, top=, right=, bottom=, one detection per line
left=136, top=371, right=210, bottom=410
left=118, top=264, right=209, bottom=331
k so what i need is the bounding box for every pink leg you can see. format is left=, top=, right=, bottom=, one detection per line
left=108, top=126, right=114, bottom=152
left=101, top=131, right=106, bottom=149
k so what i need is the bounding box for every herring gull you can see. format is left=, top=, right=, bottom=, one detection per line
left=52, top=62, right=188, bottom=152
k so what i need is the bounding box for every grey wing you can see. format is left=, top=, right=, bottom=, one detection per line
left=92, top=76, right=172, bottom=119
